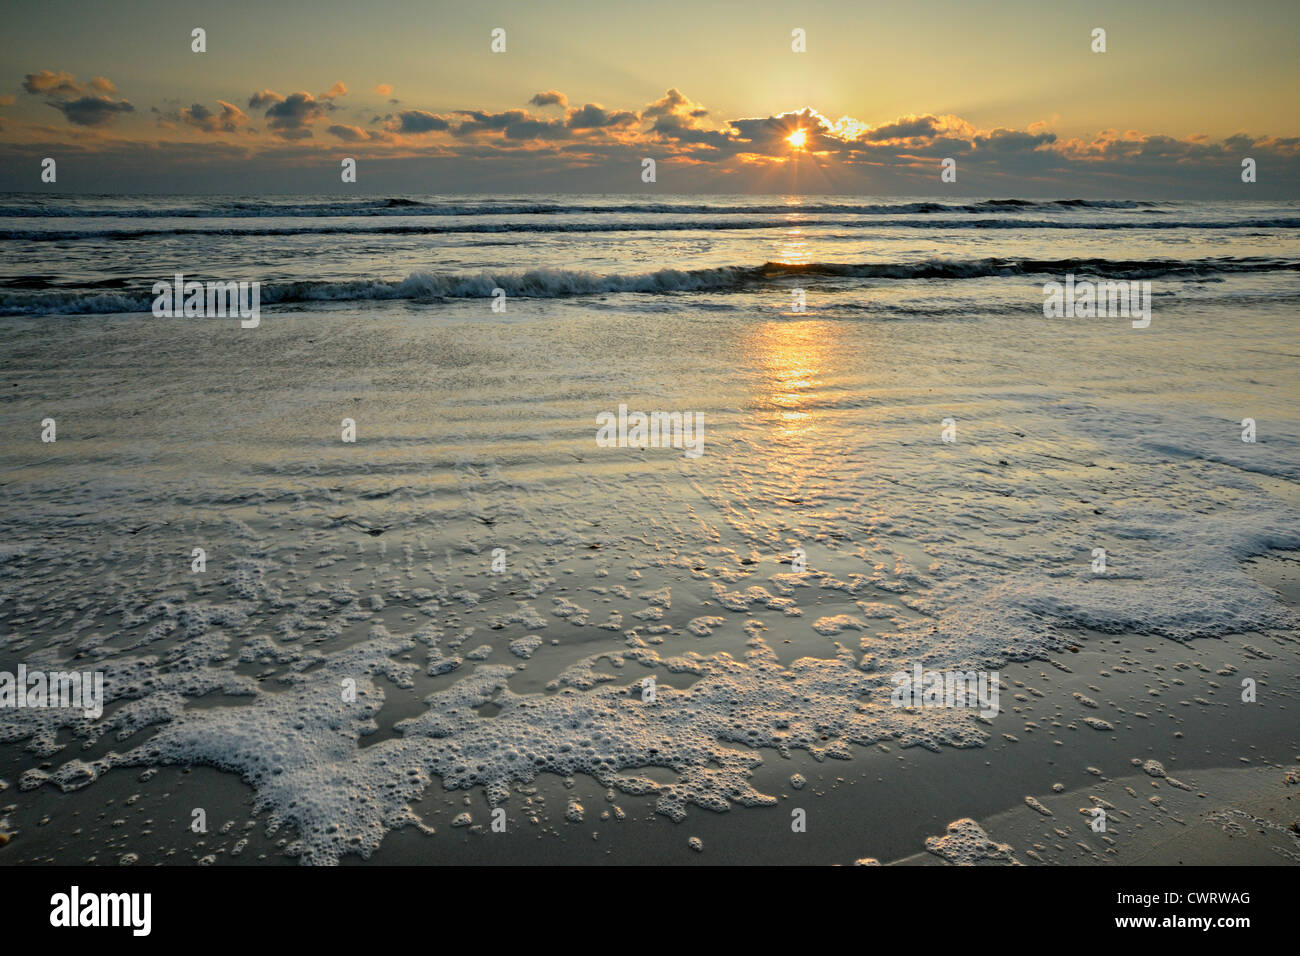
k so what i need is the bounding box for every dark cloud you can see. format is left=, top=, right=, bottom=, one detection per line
left=452, top=109, right=570, bottom=140
left=263, top=93, right=325, bottom=137
left=180, top=100, right=247, bottom=134
left=649, top=112, right=736, bottom=148
left=246, top=84, right=347, bottom=138
left=972, top=128, right=1056, bottom=152
left=862, top=115, right=944, bottom=141
left=500, top=118, right=569, bottom=140
left=392, top=110, right=450, bottom=134
left=529, top=90, right=568, bottom=108
left=52, top=95, right=135, bottom=127
left=565, top=103, right=637, bottom=130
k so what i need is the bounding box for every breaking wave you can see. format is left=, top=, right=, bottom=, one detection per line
left=3, top=256, right=1295, bottom=316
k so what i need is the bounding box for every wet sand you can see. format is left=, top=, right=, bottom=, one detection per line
left=1, top=304, right=1296, bottom=865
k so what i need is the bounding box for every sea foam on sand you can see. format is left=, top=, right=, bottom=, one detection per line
left=0, top=305, right=1296, bottom=863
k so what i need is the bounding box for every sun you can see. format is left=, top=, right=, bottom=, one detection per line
left=786, top=128, right=807, bottom=150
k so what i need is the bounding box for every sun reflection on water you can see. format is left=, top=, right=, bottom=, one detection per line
left=776, top=225, right=811, bottom=266
left=746, top=319, right=844, bottom=442
left=773, top=196, right=811, bottom=267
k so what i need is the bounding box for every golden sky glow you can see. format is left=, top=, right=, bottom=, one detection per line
left=0, top=0, right=1296, bottom=194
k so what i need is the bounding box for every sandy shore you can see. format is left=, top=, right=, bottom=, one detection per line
left=4, top=553, right=1293, bottom=867
left=1, top=305, right=1296, bottom=865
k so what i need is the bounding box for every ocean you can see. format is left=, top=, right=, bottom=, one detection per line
left=1, top=195, right=1299, bottom=318
left=0, top=194, right=1297, bottom=865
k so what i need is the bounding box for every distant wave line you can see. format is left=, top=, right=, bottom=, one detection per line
left=3, top=217, right=1298, bottom=241
left=0, top=197, right=1166, bottom=218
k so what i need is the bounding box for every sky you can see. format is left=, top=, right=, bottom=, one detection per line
left=0, top=0, right=1296, bottom=195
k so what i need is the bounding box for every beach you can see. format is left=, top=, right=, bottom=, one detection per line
left=0, top=195, right=1297, bottom=865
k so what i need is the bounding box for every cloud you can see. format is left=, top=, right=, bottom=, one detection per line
left=20, top=69, right=135, bottom=126
left=180, top=100, right=248, bottom=134
left=452, top=109, right=570, bottom=140
left=248, top=84, right=346, bottom=138
left=856, top=113, right=976, bottom=145
left=52, top=95, right=135, bottom=127
left=5, top=78, right=1295, bottom=196
left=643, top=87, right=697, bottom=119
left=328, top=123, right=370, bottom=141
left=529, top=90, right=567, bottom=108
left=565, top=103, right=637, bottom=130
left=391, top=109, right=450, bottom=134
left=861, top=115, right=942, bottom=141
left=374, top=83, right=394, bottom=96
left=637, top=88, right=730, bottom=148
left=248, top=90, right=285, bottom=110
left=23, top=69, right=81, bottom=96
left=973, top=127, right=1056, bottom=153
left=264, top=94, right=324, bottom=137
